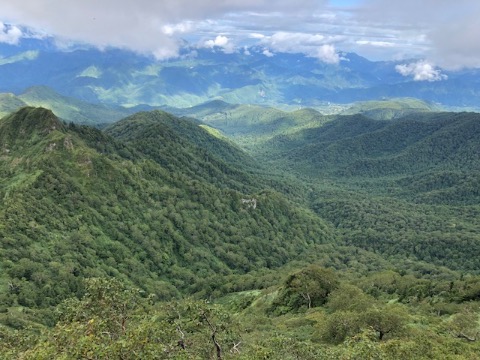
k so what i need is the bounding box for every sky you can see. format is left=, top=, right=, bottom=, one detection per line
left=0, top=0, right=479, bottom=80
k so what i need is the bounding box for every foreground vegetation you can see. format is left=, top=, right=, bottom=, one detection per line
left=2, top=268, right=479, bottom=359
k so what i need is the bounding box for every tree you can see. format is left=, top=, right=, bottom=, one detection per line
left=163, top=298, right=240, bottom=359
left=319, top=310, right=362, bottom=344
left=326, top=284, right=373, bottom=313
left=273, top=265, right=339, bottom=313
left=361, top=305, right=407, bottom=340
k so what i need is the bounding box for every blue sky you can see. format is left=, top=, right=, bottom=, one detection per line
left=0, top=0, right=479, bottom=76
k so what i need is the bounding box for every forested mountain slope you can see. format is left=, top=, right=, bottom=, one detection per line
left=0, top=107, right=333, bottom=322
left=261, top=112, right=480, bottom=179
left=340, top=98, right=438, bottom=120
left=235, top=110, right=480, bottom=272
left=104, top=110, right=258, bottom=190
left=1, top=106, right=480, bottom=359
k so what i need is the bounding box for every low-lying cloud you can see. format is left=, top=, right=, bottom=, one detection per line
left=0, top=0, right=479, bottom=69
left=260, top=32, right=342, bottom=64
left=395, top=61, right=447, bottom=82
left=0, top=22, right=22, bottom=44
left=202, top=35, right=235, bottom=53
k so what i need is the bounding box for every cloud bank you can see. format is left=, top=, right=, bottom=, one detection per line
left=360, top=0, right=480, bottom=69
left=0, top=0, right=479, bottom=69
left=0, top=0, right=326, bottom=59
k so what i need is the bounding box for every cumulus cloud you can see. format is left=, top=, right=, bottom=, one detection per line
left=203, top=35, right=235, bottom=53
left=314, top=44, right=340, bottom=64
left=0, top=22, right=22, bottom=44
left=395, top=61, right=447, bottom=82
left=152, top=47, right=181, bottom=60
left=162, top=21, right=193, bottom=36
left=204, top=35, right=229, bottom=48
left=262, top=49, right=274, bottom=57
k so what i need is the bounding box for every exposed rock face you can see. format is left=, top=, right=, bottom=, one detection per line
left=241, top=198, right=257, bottom=209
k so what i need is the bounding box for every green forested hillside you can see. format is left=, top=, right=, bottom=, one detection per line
left=235, top=110, right=480, bottom=275
left=104, top=110, right=258, bottom=190
left=1, top=106, right=480, bottom=359
left=259, top=112, right=480, bottom=177
left=0, top=107, right=333, bottom=321
left=340, top=98, right=437, bottom=120
left=167, top=101, right=330, bottom=152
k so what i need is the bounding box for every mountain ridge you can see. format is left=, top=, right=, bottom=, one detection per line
left=1, top=41, right=480, bottom=109
left=0, top=107, right=334, bottom=317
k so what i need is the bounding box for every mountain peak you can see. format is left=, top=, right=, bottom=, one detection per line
left=0, top=106, right=65, bottom=146
left=9, top=106, right=63, bottom=131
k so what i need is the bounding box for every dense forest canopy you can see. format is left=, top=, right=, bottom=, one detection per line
left=1, top=105, right=479, bottom=358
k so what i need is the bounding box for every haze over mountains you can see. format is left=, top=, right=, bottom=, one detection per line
left=1, top=39, right=480, bottom=110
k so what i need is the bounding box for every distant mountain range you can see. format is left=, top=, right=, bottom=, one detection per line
left=1, top=39, right=480, bottom=109
left=0, top=86, right=134, bottom=124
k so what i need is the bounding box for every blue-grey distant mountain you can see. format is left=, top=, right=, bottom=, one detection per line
left=0, top=86, right=134, bottom=124
left=1, top=39, right=479, bottom=108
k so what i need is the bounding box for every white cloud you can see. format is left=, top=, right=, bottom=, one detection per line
left=152, top=46, right=181, bottom=60
left=249, top=33, right=265, bottom=39
left=262, top=49, right=274, bottom=57
left=356, top=40, right=395, bottom=48
left=360, top=0, right=480, bottom=69
left=204, top=35, right=229, bottom=48
left=395, top=61, right=447, bottom=82
left=259, top=31, right=340, bottom=64
left=0, top=0, right=479, bottom=69
left=0, top=0, right=326, bottom=58
left=268, top=32, right=326, bottom=51
left=0, top=22, right=22, bottom=44
left=314, top=44, right=340, bottom=64
left=203, top=35, right=236, bottom=53
left=162, top=21, right=193, bottom=36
